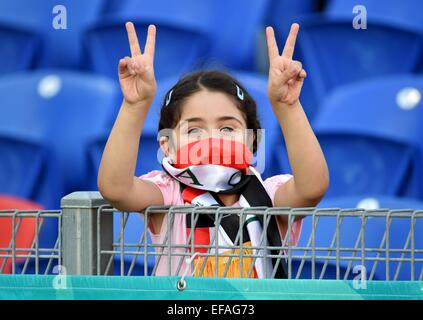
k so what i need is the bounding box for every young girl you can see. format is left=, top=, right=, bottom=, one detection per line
left=98, top=22, right=329, bottom=278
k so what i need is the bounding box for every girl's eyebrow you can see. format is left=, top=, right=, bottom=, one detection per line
left=217, top=116, right=244, bottom=126
left=175, top=117, right=205, bottom=129
left=183, top=117, right=205, bottom=123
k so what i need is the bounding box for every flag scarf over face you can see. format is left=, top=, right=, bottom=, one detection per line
left=162, top=138, right=287, bottom=278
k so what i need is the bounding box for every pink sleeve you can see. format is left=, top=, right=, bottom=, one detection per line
left=263, top=174, right=302, bottom=246
left=138, top=170, right=181, bottom=206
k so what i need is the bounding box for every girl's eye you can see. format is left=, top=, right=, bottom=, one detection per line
left=188, top=127, right=201, bottom=134
left=220, top=126, right=234, bottom=133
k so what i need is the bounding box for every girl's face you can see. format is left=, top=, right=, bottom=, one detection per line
left=160, top=89, right=251, bottom=160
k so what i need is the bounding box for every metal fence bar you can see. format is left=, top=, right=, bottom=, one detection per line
left=167, top=207, right=171, bottom=276
left=44, top=238, right=59, bottom=275
left=127, top=222, right=146, bottom=276
left=215, top=208, right=220, bottom=278
left=287, top=210, right=293, bottom=279
left=271, top=208, right=289, bottom=279
left=61, top=192, right=113, bottom=275
left=144, top=207, right=150, bottom=276
left=97, top=206, right=102, bottom=276
left=335, top=211, right=340, bottom=280
left=189, top=208, right=196, bottom=275
left=120, top=212, right=125, bottom=276
left=411, top=211, right=415, bottom=281
left=35, top=211, right=40, bottom=274
left=99, top=206, right=115, bottom=276
left=263, top=208, right=269, bottom=279
left=11, top=211, right=16, bottom=274
left=311, top=210, right=316, bottom=279
left=295, top=214, right=320, bottom=279
left=58, top=210, right=62, bottom=275
left=238, top=208, right=244, bottom=278
left=360, top=212, right=366, bottom=280
left=385, top=211, right=391, bottom=281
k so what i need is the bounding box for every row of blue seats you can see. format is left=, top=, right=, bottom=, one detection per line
left=1, top=69, right=423, bottom=211
left=278, top=75, right=423, bottom=199
left=3, top=0, right=423, bottom=71
left=3, top=1, right=423, bottom=120
left=0, top=0, right=317, bottom=73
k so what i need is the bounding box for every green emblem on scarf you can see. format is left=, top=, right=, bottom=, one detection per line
left=175, top=168, right=203, bottom=186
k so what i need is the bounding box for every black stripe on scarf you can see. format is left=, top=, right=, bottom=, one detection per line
left=181, top=173, right=288, bottom=279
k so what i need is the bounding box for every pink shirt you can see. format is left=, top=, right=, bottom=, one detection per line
left=139, top=170, right=302, bottom=276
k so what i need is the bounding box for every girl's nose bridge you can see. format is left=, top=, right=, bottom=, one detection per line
left=208, top=127, right=218, bottom=137
left=205, top=126, right=218, bottom=138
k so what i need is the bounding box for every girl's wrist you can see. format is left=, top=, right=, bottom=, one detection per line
left=122, top=98, right=152, bottom=117
left=271, top=100, right=302, bottom=119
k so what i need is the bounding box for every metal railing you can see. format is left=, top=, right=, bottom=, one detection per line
left=1, top=192, right=422, bottom=281
left=0, top=210, right=61, bottom=274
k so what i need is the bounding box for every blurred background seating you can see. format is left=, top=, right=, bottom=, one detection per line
left=0, top=70, right=121, bottom=207
left=0, top=0, right=107, bottom=69
left=283, top=76, right=423, bottom=199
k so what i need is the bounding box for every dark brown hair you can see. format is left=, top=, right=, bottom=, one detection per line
left=158, top=70, right=262, bottom=153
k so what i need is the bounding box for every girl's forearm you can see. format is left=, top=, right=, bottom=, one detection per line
left=273, top=100, right=329, bottom=199
left=97, top=99, right=151, bottom=200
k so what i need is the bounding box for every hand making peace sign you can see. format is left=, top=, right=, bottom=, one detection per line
left=266, top=23, right=307, bottom=107
left=118, top=22, right=157, bottom=106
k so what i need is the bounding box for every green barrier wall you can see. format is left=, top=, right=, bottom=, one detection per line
left=0, top=275, right=422, bottom=300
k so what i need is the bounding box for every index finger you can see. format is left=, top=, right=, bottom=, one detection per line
left=281, top=23, right=299, bottom=59
left=126, top=22, right=142, bottom=56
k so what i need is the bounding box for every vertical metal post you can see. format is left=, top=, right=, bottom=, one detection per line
left=61, top=192, right=113, bottom=275
left=410, top=211, right=415, bottom=281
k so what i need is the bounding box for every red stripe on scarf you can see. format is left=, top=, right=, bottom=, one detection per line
left=182, top=187, right=206, bottom=204
left=186, top=227, right=211, bottom=254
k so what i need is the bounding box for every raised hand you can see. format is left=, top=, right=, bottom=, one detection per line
left=266, top=24, right=307, bottom=107
left=118, top=22, right=157, bottom=106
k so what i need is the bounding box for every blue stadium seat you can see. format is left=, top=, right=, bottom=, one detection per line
left=0, top=136, right=63, bottom=210
left=103, top=0, right=214, bottom=31
left=262, top=1, right=323, bottom=120
left=0, top=70, right=121, bottom=194
left=309, top=195, right=423, bottom=280
left=84, top=4, right=210, bottom=80
left=266, top=0, right=321, bottom=35
left=319, top=196, right=423, bottom=210
left=0, top=23, right=39, bottom=75
left=295, top=16, right=423, bottom=105
left=310, top=76, right=423, bottom=199
left=101, top=0, right=270, bottom=72
left=326, top=0, right=423, bottom=32
left=101, top=0, right=122, bottom=15
left=0, top=0, right=106, bottom=69
left=205, top=0, right=271, bottom=71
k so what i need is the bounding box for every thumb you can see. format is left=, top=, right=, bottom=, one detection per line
left=118, top=58, right=128, bottom=74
